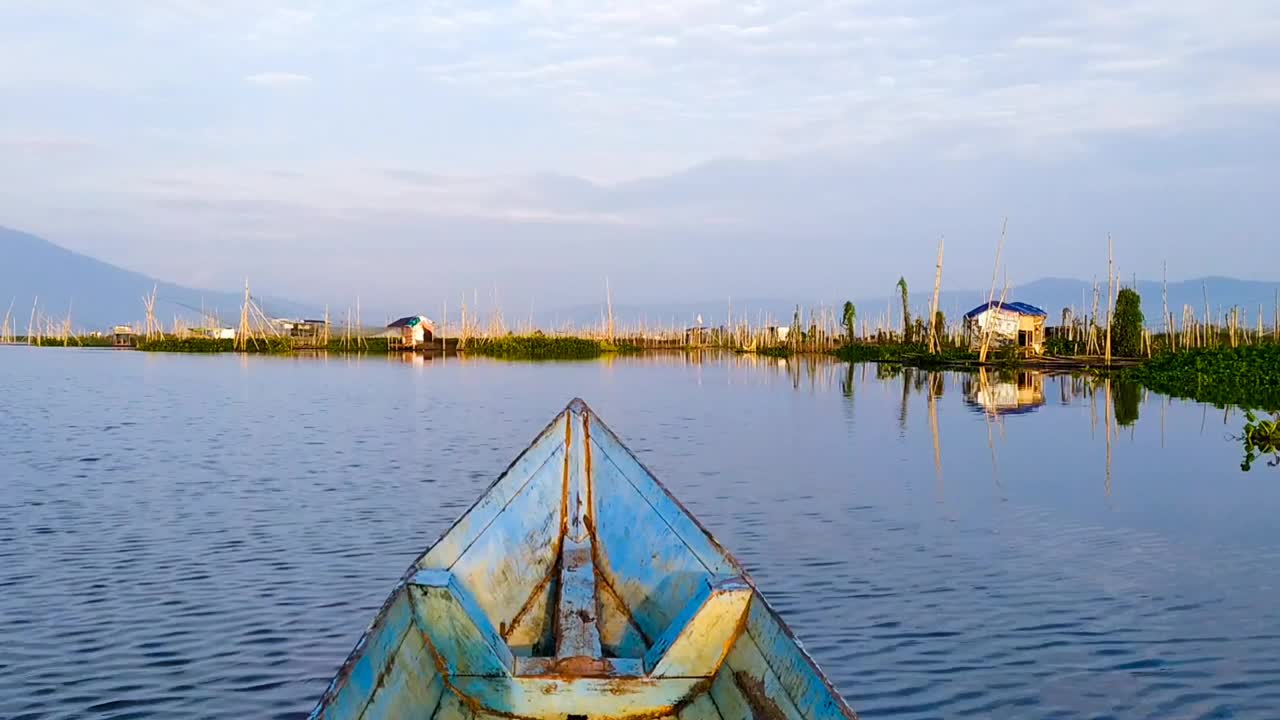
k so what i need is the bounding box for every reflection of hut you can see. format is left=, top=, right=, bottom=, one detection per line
left=963, top=301, right=1047, bottom=354
left=962, top=371, right=1046, bottom=415
left=385, top=315, right=435, bottom=349
left=112, top=325, right=136, bottom=348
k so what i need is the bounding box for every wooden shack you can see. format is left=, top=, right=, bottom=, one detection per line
left=280, top=319, right=328, bottom=347
left=963, top=301, right=1047, bottom=355
left=386, top=315, right=435, bottom=350
left=112, top=325, right=136, bottom=348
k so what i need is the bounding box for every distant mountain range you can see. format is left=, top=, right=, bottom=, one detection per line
left=1, top=226, right=316, bottom=331
left=3, top=225, right=1276, bottom=332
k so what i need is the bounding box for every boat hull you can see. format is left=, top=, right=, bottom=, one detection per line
left=310, top=399, right=856, bottom=720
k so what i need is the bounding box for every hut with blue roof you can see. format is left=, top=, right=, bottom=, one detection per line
left=963, top=300, right=1048, bottom=354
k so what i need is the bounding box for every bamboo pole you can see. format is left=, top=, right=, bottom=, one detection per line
left=28, top=296, right=38, bottom=346
left=2, top=297, right=14, bottom=343
left=1162, top=261, right=1169, bottom=351
left=1203, top=282, right=1211, bottom=348
left=978, top=218, right=1008, bottom=363
left=237, top=279, right=251, bottom=351
left=1104, top=236, right=1113, bottom=365
left=605, top=277, right=614, bottom=342
left=929, top=236, right=944, bottom=353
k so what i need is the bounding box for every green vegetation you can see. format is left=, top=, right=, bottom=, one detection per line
left=1111, top=380, right=1141, bottom=426
left=1111, top=288, right=1144, bottom=357
left=841, top=301, right=856, bottom=342
left=13, top=336, right=114, bottom=347
left=136, top=336, right=292, bottom=353
left=1045, top=335, right=1086, bottom=356
left=833, top=342, right=983, bottom=368
left=1239, top=411, right=1280, bottom=471
left=323, top=337, right=391, bottom=353
left=463, top=335, right=617, bottom=360
left=1121, top=345, right=1280, bottom=410
left=753, top=345, right=794, bottom=358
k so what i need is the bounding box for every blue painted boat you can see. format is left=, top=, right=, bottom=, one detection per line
left=310, top=399, right=857, bottom=720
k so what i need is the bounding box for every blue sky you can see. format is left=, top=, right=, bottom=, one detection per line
left=1, top=1, right=1277, bottom=310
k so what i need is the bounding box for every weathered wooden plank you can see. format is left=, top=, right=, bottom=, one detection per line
left=448, top=446, right=565, bottom=631
left=596, top=575, right=649, bottom=658
left=744, top=600, right=852, bottom=720
left=318, top=589, right=416, bottom=720
left=708, top=668, right=752, bottom=720
left=431, top=690, right=475, bottom=720
left=448, top=676, right=702, bottom=719
left=503, top=574, right=555, bottom=656
left=723, top=630, right=805, bottom=720
left=566, top=410, right=588, bottom=542
left=677, top=692, right=723, bottom=720
left=555, top=537, right=603, bottom=663
left=359, top=630, right=444, bottom=720
left=514, top=656, right=644, bottom=677
left=407, top=570, right=514, bottom=678
left=590, top=445, right=711, bottom=641
left=645, top=577, right=751, bottom=678
left=420, top=415, right=566, bottom=570
left=588, top=419, right=736, bottom=576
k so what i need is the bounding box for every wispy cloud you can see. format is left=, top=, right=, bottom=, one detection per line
left=3, top=0, right=1280, bottom=304
left=244, top=71, right=311, bottom=86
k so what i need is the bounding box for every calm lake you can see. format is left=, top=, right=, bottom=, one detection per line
left=3, top=346, right=1279, bottom=719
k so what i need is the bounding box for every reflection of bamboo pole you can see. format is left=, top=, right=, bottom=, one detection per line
left=1104, top=378, right=1113, bottom=496
left=928, top=384, right=942, bottom=488
left=1160, top=396, right=1166, bottom=448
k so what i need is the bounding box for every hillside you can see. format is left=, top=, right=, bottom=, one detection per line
left=0, top=226, right=315, bottom=331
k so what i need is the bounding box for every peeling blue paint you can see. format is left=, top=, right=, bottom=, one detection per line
left=309, top=399, right=858, bottom=720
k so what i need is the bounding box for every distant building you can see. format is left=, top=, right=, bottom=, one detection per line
left=963, top=301, right=1047, bottom=354
left=190, top=326, right=236, bottom=340
left=112, top=325, right=136, bottom=348
left=386, top=315, right=436, bottom=349
left=279, top=319, right=328, bottom=345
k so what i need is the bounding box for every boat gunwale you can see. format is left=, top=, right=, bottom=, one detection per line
left=309, top=397, right=857, bottom=720
left=581, top=401, right=858, bottom=720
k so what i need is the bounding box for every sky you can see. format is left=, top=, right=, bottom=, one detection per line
left=1, top=0, right=1278, bottom=311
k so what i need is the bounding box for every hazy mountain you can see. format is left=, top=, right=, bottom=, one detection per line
left=0, top=226, right=316, bottom=331
left=4, top=225, right=1275, bottom=333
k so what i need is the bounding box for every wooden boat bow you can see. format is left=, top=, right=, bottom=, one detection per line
left=309, top=399, right=857, bottom=720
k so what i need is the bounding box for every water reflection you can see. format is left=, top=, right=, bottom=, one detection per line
left=962, top=370, right=1046, bottom=416
left=5, top=347, right=1280, bottom=720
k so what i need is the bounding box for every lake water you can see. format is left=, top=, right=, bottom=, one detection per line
left=3, top=346, right=1279, bottom=719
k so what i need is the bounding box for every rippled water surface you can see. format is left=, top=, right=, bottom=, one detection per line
left=4, top=347, right=1280, bottom=719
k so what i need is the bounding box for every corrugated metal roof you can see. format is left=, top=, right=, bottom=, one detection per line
left=963, top=301, right=1047, bottom=319
left=387, top=315, right=433, bottom=328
